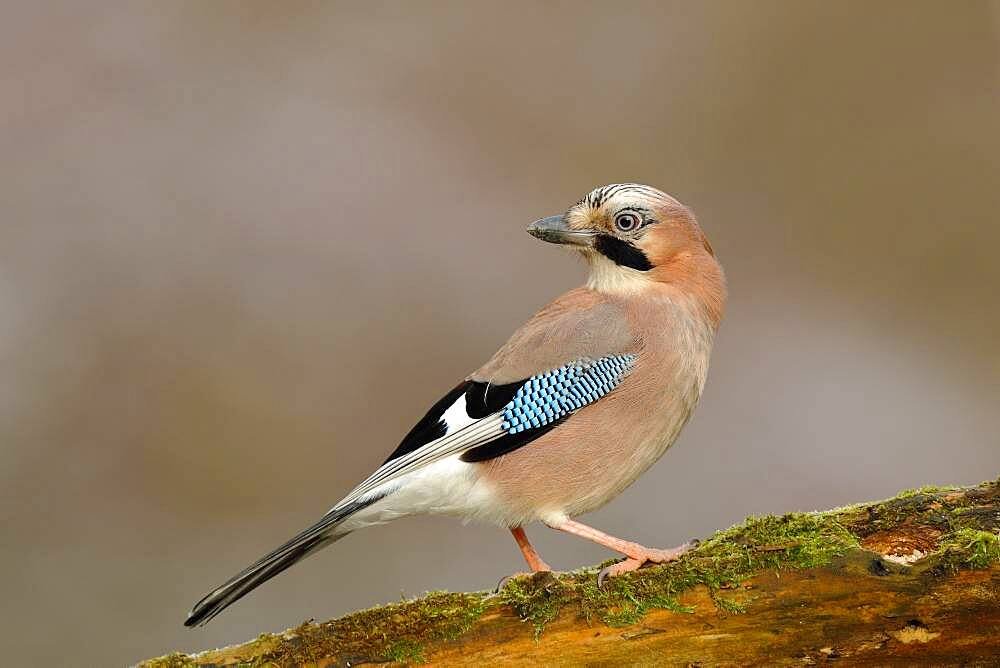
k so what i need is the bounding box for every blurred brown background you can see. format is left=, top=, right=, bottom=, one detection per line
left=2, top=1, right=999, bottom=665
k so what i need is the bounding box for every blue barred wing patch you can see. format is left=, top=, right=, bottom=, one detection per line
left=500, top=355, right=636, bottom=434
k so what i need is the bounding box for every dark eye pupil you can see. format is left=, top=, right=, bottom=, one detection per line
left=616, top=214, right=638, bottom=230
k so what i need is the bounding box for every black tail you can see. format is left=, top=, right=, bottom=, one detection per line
left=184, top=498, right=378, bottom=627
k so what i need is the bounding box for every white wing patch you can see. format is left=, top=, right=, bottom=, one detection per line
left=440, top=393, right=477, bottom=432
left=332, top=355, right=635, bottom=513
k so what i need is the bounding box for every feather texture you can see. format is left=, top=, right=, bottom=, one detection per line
left=184, top=182, right=727, bottom=626
left=335, top=355, right=635, bottom=509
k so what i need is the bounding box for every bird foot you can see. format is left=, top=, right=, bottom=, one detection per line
left=597, top=540, right=698, bottom=588
left=495, top=569, right=557, bottom=594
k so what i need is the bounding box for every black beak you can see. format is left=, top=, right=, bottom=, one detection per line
left=527, top=215, right=595, bottom=247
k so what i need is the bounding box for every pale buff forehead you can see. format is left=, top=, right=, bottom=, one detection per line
left=566, top=184, right=680, bottom=227
left=583, top=183, right=680, bottom=210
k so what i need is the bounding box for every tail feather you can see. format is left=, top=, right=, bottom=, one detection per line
left=184, top=496, right=381, bottom=627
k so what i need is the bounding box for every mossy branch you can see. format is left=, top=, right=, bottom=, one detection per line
left=142, top=477, right=1000, bottom=667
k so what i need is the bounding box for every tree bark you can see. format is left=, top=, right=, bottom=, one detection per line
left=141, top=477, right=1000, bottom=667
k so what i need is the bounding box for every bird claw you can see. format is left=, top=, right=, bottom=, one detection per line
left=494, top=574, right=517, bottom=593
left=494, top=570, right=556, bottom=594
left=597, top=541, right=698, bottom=588
left=597, top=558, right=642, bottom=588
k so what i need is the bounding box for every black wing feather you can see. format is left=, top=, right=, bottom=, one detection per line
left=382, top=379, right=523, bottom=465
left=459, top=416, right=568, bottom=462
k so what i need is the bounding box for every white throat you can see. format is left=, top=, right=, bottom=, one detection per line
left=584, top=252, right=655, bottom=295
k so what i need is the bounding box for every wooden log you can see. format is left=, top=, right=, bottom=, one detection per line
left=141, top=477, right=1000, bottom=667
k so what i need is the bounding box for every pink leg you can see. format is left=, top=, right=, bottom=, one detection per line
left=545, top=518, right=695, bottom=585
left=509, top=526, right=552, bottom=572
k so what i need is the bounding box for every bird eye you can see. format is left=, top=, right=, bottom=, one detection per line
left=614, top=212, right=641, bottom=232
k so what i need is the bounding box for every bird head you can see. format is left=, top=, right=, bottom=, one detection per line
left=528, top=184, right=722, bottom=300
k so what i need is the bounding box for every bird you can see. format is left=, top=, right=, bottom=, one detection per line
left=185, top=183, right=726, bottom=627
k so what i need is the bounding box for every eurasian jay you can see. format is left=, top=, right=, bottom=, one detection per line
left=186, top=183, right=726, bottom=626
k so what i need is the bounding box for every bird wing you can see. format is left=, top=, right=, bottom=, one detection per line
left=186, top=289, right=636, bottom=627
left=334, top=289, right=636, bottom=509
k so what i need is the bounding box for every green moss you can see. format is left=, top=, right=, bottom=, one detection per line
left=385, top=639, right=425, bottom=663
left=710, top=594, right=748, bottom=615
left=252, top=591, right=488, bottom=665
left=938, top=528, right=1000, bottom=570
left=896, top=484, right=960, bottom=499
left=498, top=572, right=571, bottom=636
left=580, top=581, right=693, bottom=627
left=498, top=511, right=858, bottom=631
left=836, top=482, right=995, bottom=541
left=487, top=511, right=859, bottom=633
left=944, top=506, right=995, bottom=533
left=141, top=652, right=194, bottom=668
left=141, top=478, right=999, bottom=666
